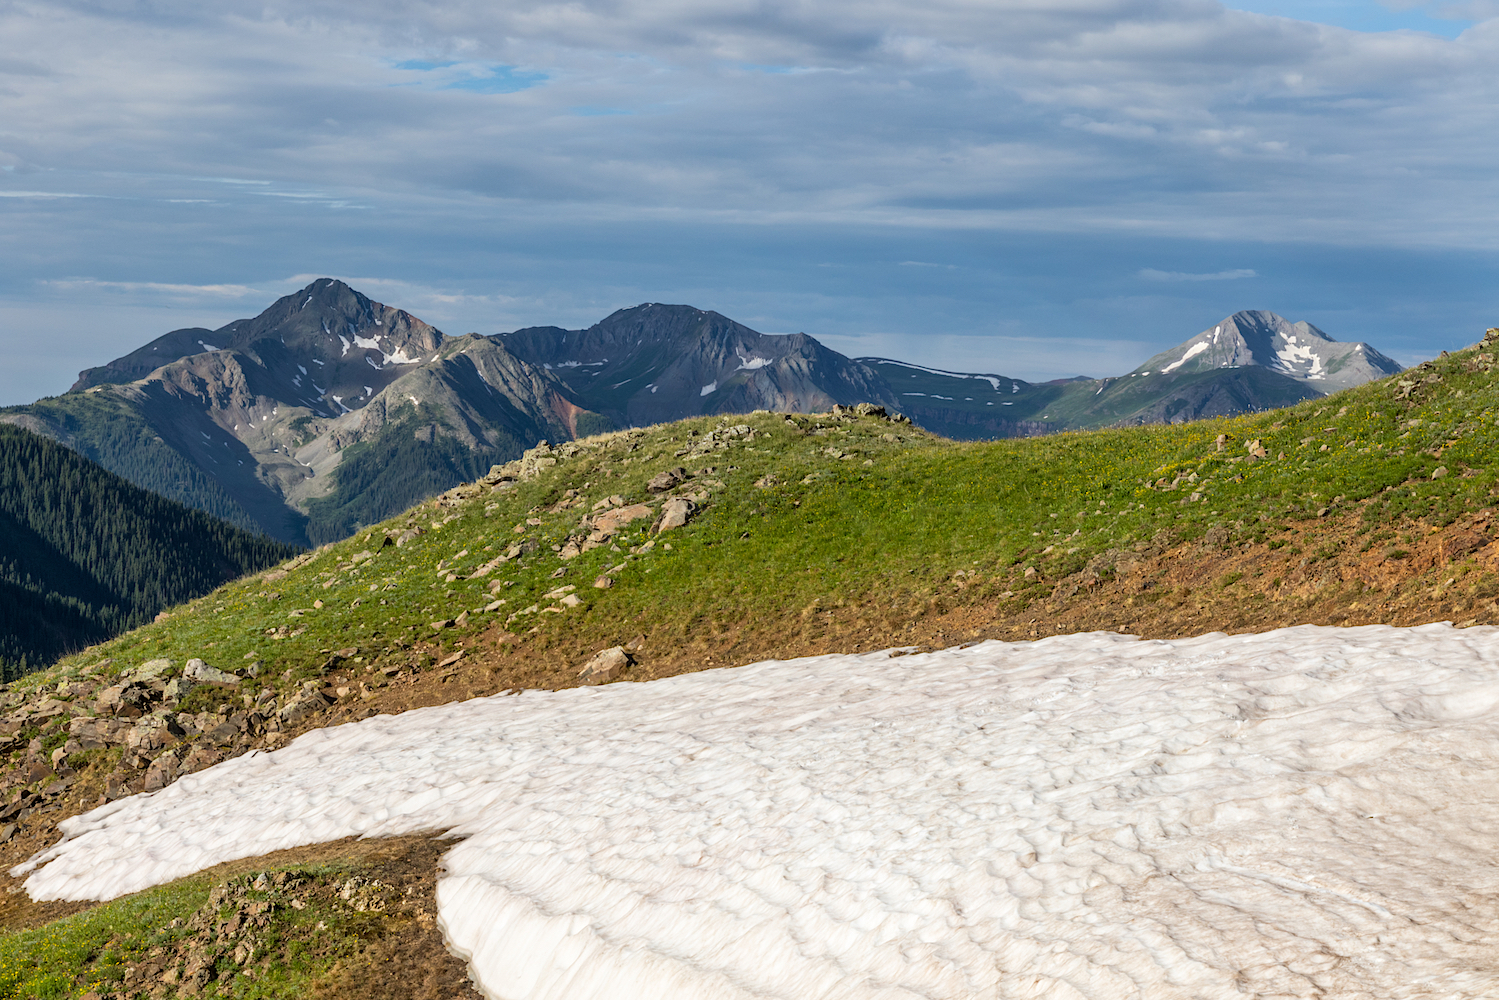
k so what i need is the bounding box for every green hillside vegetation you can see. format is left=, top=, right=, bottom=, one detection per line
left=26, top=334, right=1498, bottom=694
left=0, top=425, right=299, bottom=677
left=1, top=395, right=265, bottom=535
left=2, top=335, right=1495, bottom=996
left=302, top=404, right=526, bottom=546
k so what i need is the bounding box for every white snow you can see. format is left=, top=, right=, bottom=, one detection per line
left=20, top=624, right=1499, bottom=998
left=312, top=359, right=324, bottom=366
left=354, top=334, right=381, bottom=351
left=297, top=365, right=307, bottom=375
left=364, top=386, right=373, bottom=397
left=735, top=354, right=772, bottom=371
left=1276, top=334, right=1326, bottom=379
left=329, top=395, right=351, bottom=413
left=197, top=340, right=219, bottom=351
left=408, top=395, right=420, bottom=405
left=366, top=356, right=383, bottom=370
left=700, top=381, right=717, bottom=396
left=338, top=335, right=351, bottom=357
left=1161, top=339, right=1210, bottom=373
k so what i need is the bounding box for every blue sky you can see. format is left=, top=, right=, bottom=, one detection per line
left=4, top=0, right=1499, bottom=403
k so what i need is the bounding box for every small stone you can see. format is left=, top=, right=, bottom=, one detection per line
left=430, top=618, right=455, bottom=630
left=1023, top=566, right=1037, bottom=579
left=593, top=576, right=614, bottom=589
left=1432, top=466, right=1449, bottom=479
left=436, top=651, right=465, bottom=669
left=561, top=593, right=583, bottom=608
left=647, top=467, right=689, bottom=493
left=578, top=646, right=632, bottom=684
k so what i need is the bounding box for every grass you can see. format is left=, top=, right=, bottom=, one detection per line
left=14, top=336, right=1499, bottom=705
left=0, top=861, right=403, bottom=999
left=8, top=336, right=1499, bottom=993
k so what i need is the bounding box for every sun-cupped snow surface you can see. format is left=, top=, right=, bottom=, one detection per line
left=21, top=625, right=1499, bottom=998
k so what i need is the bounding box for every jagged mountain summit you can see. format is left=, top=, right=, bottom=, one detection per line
left=497, top=304, right=900, bottom=426
left=1131, top=310, right=1402, bottom=392
left=2, top=289, right=1404, bottom=547
left=8, top=280, right=593, bottom=545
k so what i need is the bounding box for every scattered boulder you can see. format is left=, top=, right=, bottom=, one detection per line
left=163, top=677, right=196, bottom=704
left=127, top=713, right=185, bottom=753
left=394, top=527, right=424, bottom=547
left=184, top=659, right=240, bottom=686
left=1432, top=466, right=1449, bottom=479
left=130, top=659, right=174, bottom=683
left=95, top=682, right=152, bottom=719
left=278, top=687, right=332, bottom=726
left=593, top=575, right=614, bottom=589
left=647, top=467, right=689, bottom=493
left=578, top=647, right=632, bottom=684
left=655, top=498, right=697, bottom=533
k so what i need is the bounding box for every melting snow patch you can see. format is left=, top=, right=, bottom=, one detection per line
left=197, top=340, right=219, bottom=351
left=329, top=395, right=350, bottom=413
left=338, top=335, right=350, bottom=357
left=1161, top=339, right=1210, bottom=374
left=736, top=355, right=772, bottom=371
left=21, top=625, right=1499, bottom=999
left=354, top=334, right=380, bottom=351
left=312, top=359, right=324, bottom=365
left=700, top=381, right=717, bottom=396
left=297, top=365, right=307, bottom=375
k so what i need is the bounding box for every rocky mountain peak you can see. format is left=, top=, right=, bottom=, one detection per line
left=1130, top=310, right=1402, bottom=393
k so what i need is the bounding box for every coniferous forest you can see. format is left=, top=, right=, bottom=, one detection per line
left=0, top=424, right=298, bottom=678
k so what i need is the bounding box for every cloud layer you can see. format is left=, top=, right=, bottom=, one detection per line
left=1, top=0, right=1497, bottom=401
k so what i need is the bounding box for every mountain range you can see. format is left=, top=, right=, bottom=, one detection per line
left=0, top=281, right=1402, bottom=546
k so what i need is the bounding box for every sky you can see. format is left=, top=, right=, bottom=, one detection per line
left=4, top=0, right=1499, bottom=404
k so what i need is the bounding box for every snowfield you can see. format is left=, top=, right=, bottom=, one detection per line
left=18, top=624, right=1499, bottom=999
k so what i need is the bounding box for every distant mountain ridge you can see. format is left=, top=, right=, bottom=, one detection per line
left=2, top=283, right=1402, bottom=546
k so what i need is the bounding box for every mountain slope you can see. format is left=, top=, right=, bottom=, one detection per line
left=498, top=304, right=901, bottom=426
left=6, top=292, right=1403, bottom=549
left=858, top=310, right=1395, bottom=437
left=0, top=334, right=1492, bottom=994
left=7, top=281, right=595, bottom=545
left=1132, top=310, right=1402, bottom=391
left=0, top=423, right=297, bottom=675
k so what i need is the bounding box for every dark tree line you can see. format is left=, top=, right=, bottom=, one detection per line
left=0, top=424, right=298, bottom=678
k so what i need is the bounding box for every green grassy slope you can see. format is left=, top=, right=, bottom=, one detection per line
left=34, top=332, right=1496, bottom=689
left=4, top=335, right=1497, bottom=997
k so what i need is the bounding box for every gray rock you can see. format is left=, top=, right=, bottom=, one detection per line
left=655, top=498, right=697, bottom=532
left=184, top=659, right=240, bottom=686
left=129, top=658, right=173, bottom=683
left=164, top=677, right=197, bottom=704
left=278, top=687, right=332, bottom=726
left=647, top=467, right=689, bottom=493
left=578, top=646, right=633, bottom=684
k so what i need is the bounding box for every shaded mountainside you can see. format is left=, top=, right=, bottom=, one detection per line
left=0, top=424, right=297, bottom=675
left=5, top=288, right=1402, bottom=550
left=498, top=303, right=901, bottom=426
